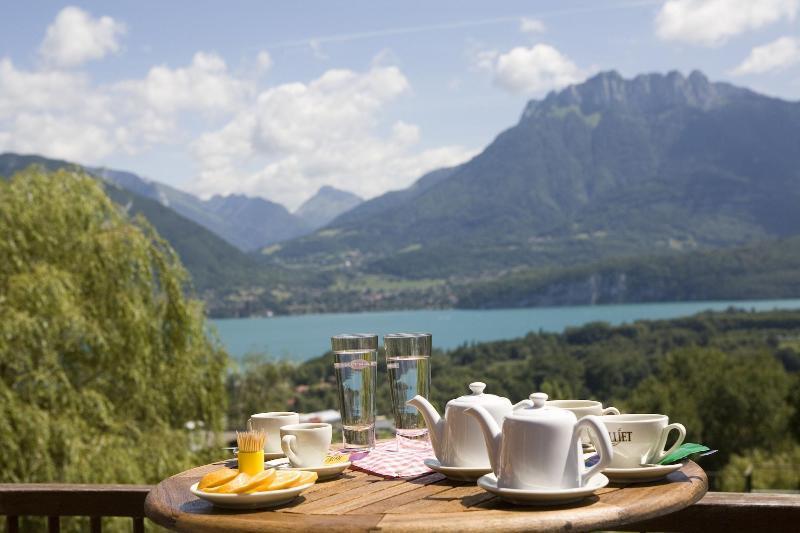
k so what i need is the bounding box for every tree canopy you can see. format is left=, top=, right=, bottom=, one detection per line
left=0, top=167, right=227, bottom=484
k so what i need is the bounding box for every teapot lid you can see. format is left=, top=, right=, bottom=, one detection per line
left=449, top=382, right=511, bottom=407
left=507, top=392, right=576, bottom=421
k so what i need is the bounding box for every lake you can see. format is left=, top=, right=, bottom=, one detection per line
left=211, top=299, right=800, bottom=362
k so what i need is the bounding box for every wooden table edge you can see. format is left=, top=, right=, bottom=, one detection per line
left=144, top=460, right=708, bottom=532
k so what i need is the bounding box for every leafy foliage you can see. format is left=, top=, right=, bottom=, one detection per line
left=0, top=167, right=227, bottom=485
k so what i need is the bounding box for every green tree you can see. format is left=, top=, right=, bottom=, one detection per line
left=0, top=167, right=227, bottom=486
left=626, top=347, right=793, bottom=468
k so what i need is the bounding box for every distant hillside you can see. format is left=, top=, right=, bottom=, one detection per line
left=92, top=167, right=309, bottom=251
left=0, top=153, right=293, bottom=316
left=294, top=186, right=362, bottom=230
left=456, top=236, right=800, bottom=309
left=270, top=70, right=800, bottom=280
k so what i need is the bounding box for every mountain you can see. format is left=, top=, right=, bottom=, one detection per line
left=456, top=236, right=800, bottom=309
left=294, top=186, right=362, bottom=230
left=269, top=70, right=800, bottom=280
left=0, top=153, right=290, bottom=316
left=92, top=167, right=309, bottom=251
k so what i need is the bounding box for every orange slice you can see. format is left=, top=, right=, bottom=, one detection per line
left=291, top=471, right=318, bottom=487
left=231, top=468, right=276, bottom=494
left=204, top=472, right=250, bottom=493
left=254, top=470, right=302, bottom=491
left=198, top=467, right=238, bottom=490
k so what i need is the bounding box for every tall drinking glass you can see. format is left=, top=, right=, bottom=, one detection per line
left=384, top=333, right=431, bottom=451
left=331, top=334, right=377, bottom=450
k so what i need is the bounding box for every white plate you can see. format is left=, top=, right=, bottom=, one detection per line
left=423, top=459, right=493, bottom=481
left=190, top=481, right=314, bottom=509
left=266, top=458, right=352, bottom=481
left=477, top=473, right=609, bottom=506
left=603, top=463, right=682, bottom=483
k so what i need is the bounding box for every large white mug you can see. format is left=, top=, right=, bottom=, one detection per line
left=280, top=423, right=332, bottom=468
left=248, top=412, right=299, bottom=454
left=546, top=400, right=620, bottom=445
left=599, top=414, right=686, bottom=468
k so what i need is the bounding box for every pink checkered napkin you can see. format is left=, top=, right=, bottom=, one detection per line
left=350, top=440, right=435, bottom=478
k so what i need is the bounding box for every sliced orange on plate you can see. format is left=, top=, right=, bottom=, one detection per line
left=205, top=472, right=251, bottom=493
left=198, top=467, right=238, bottom=490
left=230, top=468, right=277, bottom=494
left=254, top=470, right=302, bottom=491
left=293, top=471, right=318, bottom=487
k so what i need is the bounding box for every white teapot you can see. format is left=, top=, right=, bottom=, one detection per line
left=466, top=392, right=613, bottom=489
left=407, top=382, right=530, bottom=468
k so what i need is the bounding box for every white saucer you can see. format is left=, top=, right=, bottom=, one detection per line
left=477, top=473, right=609, bottom=506
left=265, top=458, right=351, bottom=481
left=190, top=481, right=314, bottom=509
left=264, top=451, right=286, bottom=461
left=604, top=463, right=682, bottom=483
left=423, top=459, right=493, bottom=481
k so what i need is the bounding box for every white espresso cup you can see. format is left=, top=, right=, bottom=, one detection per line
left=546, top=400, right=620, bottom=445
left=599, top=414, right=686, bottom=468
left=280, top=423, right=332, bottom=468
left=248, top=412, right=300, bottom=454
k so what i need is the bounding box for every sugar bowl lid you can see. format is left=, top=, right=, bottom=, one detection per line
left=449, top=382, right=511, bottom=407
left=507, top=392, right=576, bottom=421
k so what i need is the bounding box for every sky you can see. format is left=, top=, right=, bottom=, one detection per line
left=1, top=0, right=799, bottom=210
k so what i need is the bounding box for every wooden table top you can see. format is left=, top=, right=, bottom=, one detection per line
left=145, top=457, right=707, bottom=532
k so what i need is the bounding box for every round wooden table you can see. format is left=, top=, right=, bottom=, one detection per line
left=145, top=459, right=707, bottom=532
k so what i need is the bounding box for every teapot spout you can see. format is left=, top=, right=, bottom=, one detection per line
left=464, top=405, right=502, bottom=474
left=407, top=395, right=445, bottom=458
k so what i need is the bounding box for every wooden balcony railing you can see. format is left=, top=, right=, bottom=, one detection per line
left=1, top=484, right=798, bottom=532
left=0, top=484, right=151, bottom=533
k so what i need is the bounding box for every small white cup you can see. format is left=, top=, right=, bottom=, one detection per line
left=280, top=423, right=333, bottom=468
left=248, top=412, right=300, bottom=454
left=599, top=414, right=686, bottom=468
left=546, top=400, right=620, bottom=445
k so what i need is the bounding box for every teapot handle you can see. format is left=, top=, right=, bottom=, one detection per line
left=574, top=415, right=614, bottom=486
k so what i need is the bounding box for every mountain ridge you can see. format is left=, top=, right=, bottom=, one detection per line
left=268, top=70, right=800, bottom=281
left=294, top=185, right=362, bottom=230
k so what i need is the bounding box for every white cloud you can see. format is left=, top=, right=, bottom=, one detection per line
left=520, top=17, right=546, bottom=34
left=0, top=50, right=252, bottom=161
left=39, top=6, right=125, bottom=67
left=256, top=51, right=273, bottom=72
left=656, top=0, right=798, bottom=46
left=118, top=52, right=253, bottom=115
left=0, top=58, right=88, bottom=117
left=2, top=8, right=476, bottom=205
left=191, top=66, right=475, bottom=208
left=482, top=44, right=585, bottom=95
left=732, top=36, right=800, bottom=75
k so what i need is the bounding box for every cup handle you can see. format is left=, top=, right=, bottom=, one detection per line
left=247, top=418, right=253, bottom=431
left=574, top=415, right=614, bottom=486
left=651, top=423, right=686, bottom=463
left=602, top=406, right=620, bottom=415
left=281, top=435, right=301, bottom=466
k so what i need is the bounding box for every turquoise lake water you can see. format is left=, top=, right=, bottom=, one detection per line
left=211, top=299, right=800, bottom=362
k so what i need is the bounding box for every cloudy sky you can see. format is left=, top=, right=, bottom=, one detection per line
left=2, top=0, right=799, bottom=209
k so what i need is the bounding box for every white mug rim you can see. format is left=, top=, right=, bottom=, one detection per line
left=280, top=422, right=331, bottom=433
left=601, top=413, right=667, bottom=423
left=546, top=399, right=602, bottom=408
left=250, top=411, right=298, bottom=419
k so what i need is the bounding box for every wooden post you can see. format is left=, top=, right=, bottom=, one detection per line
left=744, top=464, right=754, bottom=493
